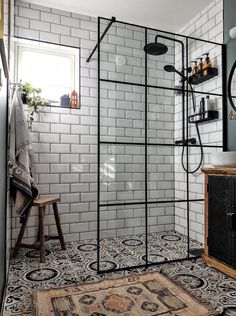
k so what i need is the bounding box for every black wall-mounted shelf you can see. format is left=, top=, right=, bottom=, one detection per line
left=188, top=67, right=218, bottom=85
left=188, top=110, right=219, bottom=124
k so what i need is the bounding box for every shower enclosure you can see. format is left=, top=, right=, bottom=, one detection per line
left=92, top=16, right=226, bottom=273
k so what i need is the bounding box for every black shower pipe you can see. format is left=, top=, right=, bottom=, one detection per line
left=86, top=16, right=116, bottom=62
left=155, top=35, right=185, bottom=142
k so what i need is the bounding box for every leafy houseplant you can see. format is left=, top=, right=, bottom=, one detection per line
left=21, top=82, right=49, bottom=130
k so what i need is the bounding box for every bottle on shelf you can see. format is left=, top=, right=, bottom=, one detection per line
left=205, top=95, right=212, bottom=118
left=194, top=102, right=200, bottom=122
left=202, top=53, right=212, bottom=76
left=199, top=97, right=205, bottom=119
left=197, top=57, right=203, bottom=76
left=191, top=60, right=198, bottom=75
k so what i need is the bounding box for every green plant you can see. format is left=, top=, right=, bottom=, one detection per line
left=21, top=82, right=49, bottom=130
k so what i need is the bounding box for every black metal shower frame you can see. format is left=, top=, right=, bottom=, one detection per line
left=96, top=16, right=226, bottom=274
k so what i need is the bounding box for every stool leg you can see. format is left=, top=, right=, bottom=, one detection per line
left=52, top=202, right=66, bottom=250
left=36, top=208, right=41, bottom=243
left=12, top=208, right=31, bottom=258
left=39, top=206, right=45, bottom=263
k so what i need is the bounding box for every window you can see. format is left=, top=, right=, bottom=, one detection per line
left=14, top=39, right=80, bottom=106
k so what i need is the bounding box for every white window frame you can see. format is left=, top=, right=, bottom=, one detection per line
left=14, top=38, right=80, bottom=105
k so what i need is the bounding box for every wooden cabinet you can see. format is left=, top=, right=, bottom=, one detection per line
left=208, top=175, right=236, bottom=265
left=202, top=168, right=236, bottom=278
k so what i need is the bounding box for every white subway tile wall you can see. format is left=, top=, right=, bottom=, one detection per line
left=13, top=0, right=223, bottom=246
left=13, top=1, right=176, bottom=245
left=174, top=0, right=223, bottom=243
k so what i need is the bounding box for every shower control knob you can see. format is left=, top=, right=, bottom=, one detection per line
left=185, top=67, right=192, bottom=73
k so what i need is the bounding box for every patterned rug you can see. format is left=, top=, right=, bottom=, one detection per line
left=35, top=272, right=216, bottom=316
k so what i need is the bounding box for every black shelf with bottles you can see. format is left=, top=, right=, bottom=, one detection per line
left=188, top=110, right=219, bottom=124
left=188, top=67, right=218, bottom=85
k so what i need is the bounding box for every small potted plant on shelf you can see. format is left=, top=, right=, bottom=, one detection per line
left=21, top=82, right=49, bottom=130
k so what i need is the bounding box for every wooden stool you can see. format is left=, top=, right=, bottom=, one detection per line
left=12, top=195, right=66, bottom=263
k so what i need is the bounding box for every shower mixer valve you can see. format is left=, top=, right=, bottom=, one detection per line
left=175, top=138, right=197, bottom=145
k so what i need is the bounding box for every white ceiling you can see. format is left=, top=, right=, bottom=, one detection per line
left=25, top=0, right=213, bottom=32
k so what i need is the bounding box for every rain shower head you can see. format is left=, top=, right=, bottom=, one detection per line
left=143, top=42, right=168, bottom=56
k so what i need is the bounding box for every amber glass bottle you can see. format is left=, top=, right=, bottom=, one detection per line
left=202, top=53, right=212, bottom=76
left=191, top=61, right=198, bottom=75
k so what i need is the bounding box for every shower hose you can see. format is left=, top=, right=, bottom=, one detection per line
left=181, top=83, right=204, bottom=174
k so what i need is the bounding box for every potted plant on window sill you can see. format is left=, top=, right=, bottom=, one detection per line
left=21, top=82, right=49, bottom=130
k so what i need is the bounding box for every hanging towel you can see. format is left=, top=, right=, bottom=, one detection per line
left=8, top=89, right=38, bottom=221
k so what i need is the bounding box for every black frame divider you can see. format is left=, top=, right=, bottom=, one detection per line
left=186, top=37, right=190, bottom=257
left=100, top=78, right=224, bottom=97
left=96, top=16, right=226, bottom=274
left=97, top=17, right=101, bottom=274
left=222, top=44, right=228, bottom=151
left=144, top=27, right=148, bottom=269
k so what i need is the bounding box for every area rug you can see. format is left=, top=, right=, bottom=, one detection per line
left=35, top=271, right=218, bottom=315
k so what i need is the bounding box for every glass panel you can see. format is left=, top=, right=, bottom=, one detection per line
left=148, top=202, right=187, bottom=264
left=99, top=205, right=146, bottom=270
left=147, top=88, right=175, bottom=145
left=175, top=201, right=204, bottom=255
left=189, top=201, right=205, bottom=248
left=100, top=144, right=145, bottom=205
left=147, top=30, right=176, bottom=90
left=187, top=38, right=222, bottom=95
left=100, top=81, right=145, bottom=143
left=100, top=20, right=145, bottom=85
left=174, top=201, right=203, bottom=257
left=175, top=146, right=222, bottom=201
left=148, top=146, right=175, bottom=202
left=186, top=95, right=223, bottom=147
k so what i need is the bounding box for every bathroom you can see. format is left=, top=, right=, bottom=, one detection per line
left=0, top=0, right=236, bottom=315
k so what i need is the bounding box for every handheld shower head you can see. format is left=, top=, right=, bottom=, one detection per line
left=164, top=64, right=186, bottom=80
left=163, top=65, right=176, bottom=73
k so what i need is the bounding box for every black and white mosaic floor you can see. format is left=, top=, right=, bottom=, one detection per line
left=3, top=231, right=236, bottom=315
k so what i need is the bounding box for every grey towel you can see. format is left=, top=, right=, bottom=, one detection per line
left=8, top=89, right=38, bottom=220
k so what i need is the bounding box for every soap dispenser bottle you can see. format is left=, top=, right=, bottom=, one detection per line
left=205, top=95, right=211, bottom=118
left=197, top=58, right=203, bottom=77
left=199, top=97, right=205, bottom=119
left=191, top=60, right=198, bottom=75
left=203, top=53, right=212, bottom=76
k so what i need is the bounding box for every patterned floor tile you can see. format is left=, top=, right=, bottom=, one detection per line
left=3, top=231, right=235, bottom=315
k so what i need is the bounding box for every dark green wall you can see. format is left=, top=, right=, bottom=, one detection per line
left=224, top=0, right=236, bottom=150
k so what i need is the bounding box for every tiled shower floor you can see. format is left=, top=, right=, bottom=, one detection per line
left=3, top=231, right=236, bottom=315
